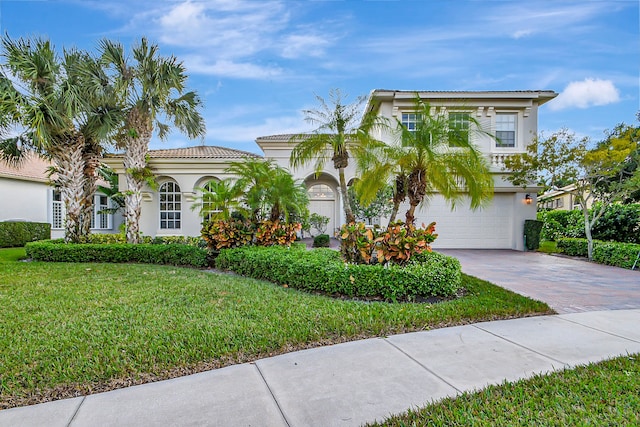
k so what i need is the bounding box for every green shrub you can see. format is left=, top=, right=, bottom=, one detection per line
left=0, top=221, right=51, bottom=248
left=313, top=234, right=330, bottom=248
left=591, top=203, right=640, bottom=244
left=215, top=246, right=461, bottom=301
left=593, top=241, right=640, bottom=269
left=524, top=219, right=543, bottom=250
left=537, top=210, right=584, bottom=241
left=556, top=238, right=640, bottom=270
left=25, top=240, right=208, bottom=267
left=556, top=238, right=590, bottom=257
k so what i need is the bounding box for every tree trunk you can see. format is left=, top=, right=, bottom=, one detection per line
left=388, top=173, right=407, bottom=226
left=583, top=206, right=594, bottom=261
left=122, top=110, right=153, bottom=244
left=52, top=135, right=86, bottom=243
left=405, top=169, right=426, bottom=227
left=387, top=201, right=401, bottom=226
left=338, top=167, right=355, bottom=223
left=80, top=143, right=101, bottom=238
left=405, top=202, right=418, bottom=226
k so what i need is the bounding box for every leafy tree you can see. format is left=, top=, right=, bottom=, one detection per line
left=505, top=128, right=640, bottom=259
left=0, top=36, right=117, bottom=242
left=96, top=164, right=126, bottom=215
left=348, top=185, right=393, bottom=225
left=309, top=212, right=330, bottom=235
left=289, top=89, right=384, bottom=223
left=357, top=98, right=494, bottom=226
left=265, top=167, right=309, bottom=222
left=97, top=38, right=205, bottom=243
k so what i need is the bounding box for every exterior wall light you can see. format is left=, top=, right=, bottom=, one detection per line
left=524, top=194, right=533, bottom=205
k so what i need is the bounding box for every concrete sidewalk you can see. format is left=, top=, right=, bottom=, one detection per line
left=2, top=309, right=639, bottom=427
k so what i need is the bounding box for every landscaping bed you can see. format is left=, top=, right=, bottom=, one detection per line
left=556, top=238, right=640, bottom=270
left=215, top=245, right=462, bottom=301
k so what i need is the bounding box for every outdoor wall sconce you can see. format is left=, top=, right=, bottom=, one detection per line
left=524, top=194, right=533, bottom=205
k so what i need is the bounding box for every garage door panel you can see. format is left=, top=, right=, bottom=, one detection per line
left=412, top=194, right=513, bottom=249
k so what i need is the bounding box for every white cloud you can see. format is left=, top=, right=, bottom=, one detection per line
left=281, top=34, right=330, bottom=59
left=549, top=78, right=620, bottom=111
left=184, top=56, right=283, bottom=79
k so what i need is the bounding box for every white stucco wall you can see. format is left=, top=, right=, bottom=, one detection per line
left=0, top=177, right=49, bottom=223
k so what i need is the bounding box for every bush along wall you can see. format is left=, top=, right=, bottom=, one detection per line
left=25, top=240, right=208, bottom=267
left=215, top=245, right=461, bottom=301
left=524, top=219, right=543, bottom=250
left=556, top=238, right=640, bottom=270
left=0, top=221, right=51, bottom=248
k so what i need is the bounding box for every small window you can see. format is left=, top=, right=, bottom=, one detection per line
left=308, top=184, right=334, bottom=199
left=159, top=181, right=181, bottom=229
left=496, top=113, right=516, bottom=148
left=448, top=112, right=470, bottom=147
left=92, top=195, right=111, bottom=229
left=52, top=189, right=64, bottom=229
left=401, top=113, right=420, bottom=132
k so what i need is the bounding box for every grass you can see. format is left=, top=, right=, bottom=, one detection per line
left=537, top=240, right=560, bottom=254
left=369, top=353, right=640, bottom=426
left=0, top=247, right=552, bottom=409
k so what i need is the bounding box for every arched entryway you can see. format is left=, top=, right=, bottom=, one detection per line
left=305, top=174, right=340, bottom=236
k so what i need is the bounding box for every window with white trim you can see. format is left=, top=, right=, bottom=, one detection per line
left=401, top=113, right=420, bottom=132
left=448, top=112, right=470, bottom=147
left=159, top=181, right=181, bottom=229
left=52, top=189, right=64, bottom=229
left=495, top=113, right=516, bottom=148
left=91, top=195, right=112, bottom=230
left=308, top=184, right=334, bottom=199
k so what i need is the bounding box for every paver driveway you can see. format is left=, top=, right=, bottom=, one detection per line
left=439, top=250, right=640, bottom=313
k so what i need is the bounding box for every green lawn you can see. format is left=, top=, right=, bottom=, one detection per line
left=537, top=240, right=560, bottom=254
left=369, top=353, right=640, bottom=426
left=0, top=247, right=552, bottom=409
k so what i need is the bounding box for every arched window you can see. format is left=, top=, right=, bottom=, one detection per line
left=159, top=181, right=181, bottom=229
left=308, top=184, right=334, bottom=199
left=201, top=180, right=221, bottom=221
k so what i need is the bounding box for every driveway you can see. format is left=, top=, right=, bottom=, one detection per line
left=438, top=250, right=640, bottom=314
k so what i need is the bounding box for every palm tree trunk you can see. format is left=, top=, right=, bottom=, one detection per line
left=405, top=203, right=418, bottom=226
left=338, top=168, right=355, bottom=223
left=80, top=145, right=101, bottom=238
left=123, top=136, right=148, bottom=244
left=52, top=136, right=86, bottom=243
left=387, top=201, right=401, bottom=226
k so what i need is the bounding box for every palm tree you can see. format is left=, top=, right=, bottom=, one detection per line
left=289, top=89, right=384, bottom=224
left=357, top=98, right=494, bottom=226
left=97, top=38, right=205, bottom=243
left=0, top=36, right=116, bottom=242
left=226, top=158, right=275, bottom=222
left=192, top=179, right=242, bottom=222
left=265, top=166, right=309, bottom=222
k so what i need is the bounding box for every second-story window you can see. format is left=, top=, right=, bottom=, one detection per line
left=496, top=113, right=516, bottom=148
left=159, top=181, right=181, bottom=229
left=448, top=112, right=470, bottom=147
left=401, top=113, right=420, bottom=132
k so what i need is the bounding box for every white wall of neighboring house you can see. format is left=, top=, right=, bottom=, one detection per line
left=0, top=177, right=49, bottom=223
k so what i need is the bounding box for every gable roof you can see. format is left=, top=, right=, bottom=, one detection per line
left=106, top=145, right=261, bottom=160
left=0, top=153, right=52, bottom=183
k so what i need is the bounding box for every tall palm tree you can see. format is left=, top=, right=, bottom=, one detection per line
left=357, top=98, right=494, bottom=226
left=0, top=36, right=116, bottom=242
left=97, top=38, right=205, bottom=243
left=289, top=89, right=384, bottom=224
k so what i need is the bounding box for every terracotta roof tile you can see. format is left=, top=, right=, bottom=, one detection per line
left=0, top=153, right=52, bottom=182
left=106, top=145, right=261, bottom=159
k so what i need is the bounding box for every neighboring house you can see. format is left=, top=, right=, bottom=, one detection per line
left=27, top=88, right=555, bottom=250
left=102, top=146, right=261, bottom=238
left=0, top=152, right=119, bottom=239
left=538, top=183, right=592, bottom=211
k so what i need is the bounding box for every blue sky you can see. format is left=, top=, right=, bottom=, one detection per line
left=1, top=0, right=638, bottom=154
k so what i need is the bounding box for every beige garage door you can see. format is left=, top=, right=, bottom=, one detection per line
left=412, top=193, right=514, bottom=249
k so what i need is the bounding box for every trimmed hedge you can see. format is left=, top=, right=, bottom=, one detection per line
left=524, top=219, right=543, bottom=250
left=313, top=234, right=330, bottom=248
left=0, top=221, right=51, bottom=248
left=25, top=240, right=208, bottom=267
left=556, top=238, right=640, bottom=270
left=215, top=246, right=461, bottom=301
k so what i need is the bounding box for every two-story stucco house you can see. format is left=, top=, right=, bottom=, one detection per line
left=258, top=89, right=557, bottom=250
